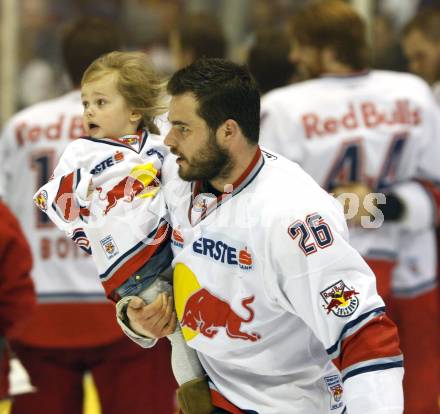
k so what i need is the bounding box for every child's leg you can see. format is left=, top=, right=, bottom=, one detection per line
left=138, top=276, right=205, bottom=384
left=138, top=275, right=214, bottom=414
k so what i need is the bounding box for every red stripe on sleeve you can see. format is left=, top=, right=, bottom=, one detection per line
left=332, top=314, right=401, bottom=371
left=210, top=389, right=245, bottom=414
left=54, top=172, right=79, bottom=221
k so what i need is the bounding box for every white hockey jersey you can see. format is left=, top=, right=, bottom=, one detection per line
left=0, top=91, right=101, bottom=303
left=162, top=148, right=403, bottom=413
left=0, top=90, right=132, bottom=347
left=33, top=130, right=171, bottom=298
left=260, top=70, right=440, bottom=266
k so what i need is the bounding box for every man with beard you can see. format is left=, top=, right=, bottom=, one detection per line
left=258, top=2, right=440, bottom=413
left=402, top=6, right=440, bottom=103
left=119, top=58, right=404, bottom=414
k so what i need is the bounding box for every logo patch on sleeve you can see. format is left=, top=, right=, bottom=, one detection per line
left=324, top=375, right=344, bottom=410
left=320, top=280, right=359, bottom=317
left=34, top=190, right=48, bottom=211
left=100, top=235, right=119, bottom=259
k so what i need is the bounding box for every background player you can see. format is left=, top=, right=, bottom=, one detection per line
left=402, top=6, right=440, bottom=103
left=259, top=2, right=440, bottom=413
left=0, top=17, right=177, bottom=414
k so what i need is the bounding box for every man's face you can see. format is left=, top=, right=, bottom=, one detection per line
left=402, top=29, right=440, bottom=85
left=165, top=93, right=232, bottom=182
left=289, top=39, right=323, bottom=79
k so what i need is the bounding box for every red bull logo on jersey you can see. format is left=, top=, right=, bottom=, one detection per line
left=192, top=237, right=253, bottom=270
left=324, top=375, right=344, bottom=410
left=34, top=190, right=48, bottom=211
left=96, top=162, right=159, bottom=215
left=181, top=288, right=261, bottom=341
left=321, top=280, right=359, bottom=317
left=172, top=226, right=184, bottom=248
left=100, top=235, right=119, bottom=259
left=90, top=151, right=124, bottom=175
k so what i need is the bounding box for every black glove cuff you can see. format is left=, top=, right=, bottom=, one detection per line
left=378, top=193, right=404, bottom=221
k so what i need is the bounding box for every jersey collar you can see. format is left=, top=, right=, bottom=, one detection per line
left=82, top=129, right=149, bottom=153
left=189, top=146, right=264, bottom=225
left=319, top=69, right=371, bottom=80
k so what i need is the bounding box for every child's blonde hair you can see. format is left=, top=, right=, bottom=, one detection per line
left=81, top=51, right=166, bottom=135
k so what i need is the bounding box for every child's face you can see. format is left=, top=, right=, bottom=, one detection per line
left=81, top=72, right=141, bottom=139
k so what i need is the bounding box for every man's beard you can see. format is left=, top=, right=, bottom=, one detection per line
left=177, top=130, right=234, bottom=183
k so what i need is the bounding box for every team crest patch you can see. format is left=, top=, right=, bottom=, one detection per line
left=192, top=195, right=208, bottom=213
left=261, top=149, right=278, bottom=160
left=324, top=375, right=344, bottom=410
left=100, top=235, right=119, bottom=259
left=34, top=190, right=48, bottom=211
left=321, top=280, right=359, bottom=317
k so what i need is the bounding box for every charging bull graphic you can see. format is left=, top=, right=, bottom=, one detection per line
left=180, top=288, right=261, bottom=341
left=96, top=162, right=160, bottom=215
left=321, top=280, right=359, bottom=317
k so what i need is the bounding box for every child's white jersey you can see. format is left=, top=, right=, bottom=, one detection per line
left=34, top=131, right=171, bottom=297
left=163, top=148, right=402, bottom=413
left=260, top=70, right=440, bottom=264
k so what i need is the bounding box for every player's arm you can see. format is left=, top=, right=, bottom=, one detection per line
left=269, top=202, right=403, bottom=413
left=376, top=91, right=440, bottom=231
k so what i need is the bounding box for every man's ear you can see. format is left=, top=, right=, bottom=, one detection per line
left=219, top=119, right=239, bottom=143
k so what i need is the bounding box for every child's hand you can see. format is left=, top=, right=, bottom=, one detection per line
left=126, top=293, right=176, bottom=338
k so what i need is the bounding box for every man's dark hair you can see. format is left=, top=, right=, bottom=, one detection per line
left=61, top=17, right=123, bottom=87
left=167, top=58, right=260, bottom=144
left=403, top=6, right=440, bottom=41
left=176, top=13, right=227, bottom=60
left=290, top=0, right=369, bottom=70
left=248, top=29, right=296, bottom=94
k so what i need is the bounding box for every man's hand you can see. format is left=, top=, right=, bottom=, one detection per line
left=126, top=293, right=177, bottom=338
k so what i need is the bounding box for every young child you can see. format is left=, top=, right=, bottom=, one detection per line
left=33, top=51, right=213, bottom=414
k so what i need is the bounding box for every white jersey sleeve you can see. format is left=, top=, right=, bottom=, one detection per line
left=265, top=186, right=403, bottom=411
left=391, top=85, right=440, bottom=231
left=344, top=368, right=404, bottom=413
left=33, top=139, right=92, bottom=237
